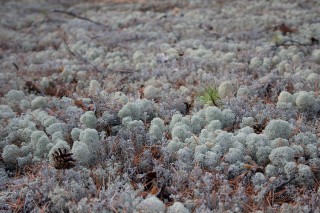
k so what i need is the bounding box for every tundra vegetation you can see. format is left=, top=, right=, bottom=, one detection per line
left=1, top=0, right=320, bottom=212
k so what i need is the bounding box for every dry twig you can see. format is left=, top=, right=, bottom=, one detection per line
left=53, top=9, right=109, bottom=28
left=62, top=36, right=103, bottom=72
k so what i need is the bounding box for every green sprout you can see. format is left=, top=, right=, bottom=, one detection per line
left=199, top=86, right=221, bottom=106
left=272, top=33, right=285, bottom=46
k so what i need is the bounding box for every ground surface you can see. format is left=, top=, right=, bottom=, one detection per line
left=1, top=0, right=320, bottom=212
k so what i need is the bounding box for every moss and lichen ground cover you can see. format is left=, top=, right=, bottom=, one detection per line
left=1, top=0, right=320, bottom=212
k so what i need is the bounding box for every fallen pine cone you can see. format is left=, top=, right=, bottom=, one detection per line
left=52, top=148, right=76, bottom=170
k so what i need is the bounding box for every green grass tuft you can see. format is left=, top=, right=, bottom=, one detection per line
left=199, top=86, right=221, bottom=106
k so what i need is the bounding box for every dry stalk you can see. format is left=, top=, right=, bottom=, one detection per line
left=62, top=34, right=103, bottom=73
left=53, top=10, right=109, bottom=28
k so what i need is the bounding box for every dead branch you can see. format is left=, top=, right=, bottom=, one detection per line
left=62, top=36, right=103, bottom=72
left=53, top=9, right=109, bottom=28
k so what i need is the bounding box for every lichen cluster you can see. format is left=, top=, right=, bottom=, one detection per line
left=1, top=0, right=320, bottom=212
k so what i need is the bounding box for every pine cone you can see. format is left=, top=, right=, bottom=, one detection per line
left=52, top=148, right=76, bottom=170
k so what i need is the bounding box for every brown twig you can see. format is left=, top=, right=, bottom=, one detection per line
left=62, top=36, right=103, bottom=72
left=259, top=23, right=297, bottom=35
left=272, top=38, right=318, bottom=48
left=53, top=9, right=109, bottom=28
left=12, top=62, right=19, bottom=71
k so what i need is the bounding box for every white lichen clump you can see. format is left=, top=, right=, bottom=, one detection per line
left=80, top=111, right=97, bottom=129
left=6, top=90, right=25, bottom=110
left=144, top=85, right=159, bottom=99
left=218, top=81, right=234, bottom=98
left=312, top=49, right=320, bottom=64
left=31, top=97, right=47, bottom=110
left=295, top=92, right=315, bottom=111
left=71, top=141, right=91, bottom=166
left=167, top=202, right=190, bottom=213
left=2, top=144, right=21, bottom=165
left=269, top=146, right=294, bottom=167
left=171, top=124, right=192, bottom=142
left=77, top=128, right=101, bottom=165
left=88, top=80, right=101, bottom=97
left=237, top=86, right=250, bottom=97
left=136, top=196, right=166, bottom=213
left=46, top=123, right=64, bottom=135
left=264, top=119, right=291, bottom=140
left=250, top=57, right=262, bottom=69
left=277, top=91, right=294, bottom=108
left=118, top=99, right=155, bottom=121
left=0, top=105, right=16, bottom=119
left=148, top=117, right=166, bottom=142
